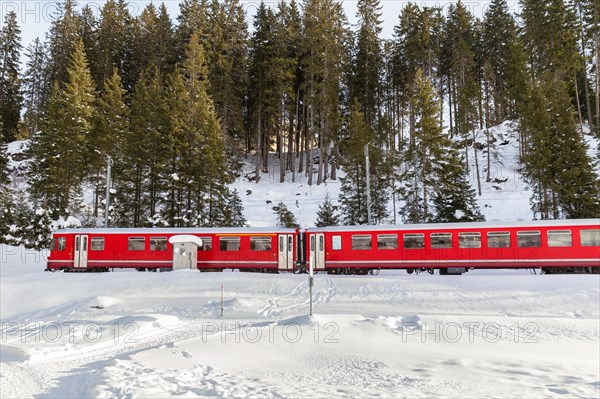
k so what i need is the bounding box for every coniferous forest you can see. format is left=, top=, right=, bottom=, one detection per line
left=0, top=0, right=599, bottom=248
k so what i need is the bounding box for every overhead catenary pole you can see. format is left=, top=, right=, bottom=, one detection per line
left=364, top=144, right=372, bottom=225
left=105, top=155, right=112, bottom=227
left=309, top=257, right=314, bottom=317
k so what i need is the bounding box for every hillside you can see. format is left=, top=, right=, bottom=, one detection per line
left=5, top=121, right=599, bottom=230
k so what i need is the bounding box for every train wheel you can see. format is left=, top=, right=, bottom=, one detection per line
left=368, top=269, right=380, bottom=276
left=407, top=268, right=414, bottom=275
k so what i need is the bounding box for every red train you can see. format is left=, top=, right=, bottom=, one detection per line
left=47, top=219, right=600, bottom=274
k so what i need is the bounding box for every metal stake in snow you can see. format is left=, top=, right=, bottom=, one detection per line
left=309, top=257, right=314, bottom=316
left=105, top=155, right=112, bottom=227
left=364, top=144, right=372, bottom=225
left=221, top=283, right=224, bottom=317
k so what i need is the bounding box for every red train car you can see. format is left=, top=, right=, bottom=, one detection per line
left=305, top=219, right=600, bottom=274
left=47, top=227, right=298, bottom=272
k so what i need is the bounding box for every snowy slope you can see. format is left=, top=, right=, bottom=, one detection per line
left=1, top=247, right=599, bottom=398
left=5, top=121, right=599, bottom=228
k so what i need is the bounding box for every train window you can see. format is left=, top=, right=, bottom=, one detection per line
left=198, top=237, right=212, bottom=251
left=332, top=235, right=342, bottom=250
left=352, top=235, right=372, bottom=250
left=220, top=237, right=240, bottom=251
left=580, top=229, right=600, bottom=246
left=319, top=235, right=324, bottom=251
left=90, top=237, right=105, bottom=251
left=310, top=236, right=315, bottom=251
left=128, top=237, right=145, bottom=251
left=459, top=232, right=481, bottom=248
left=54, top=237, right=66, bottom=251
left=251, top=237, right=272, bottom=251
left=487, top=232, right=510, bottom=248
left=378, top=234, right=398, bottom=250
left=430, top=233, right=452, bottom=249
left=404, top=234, right=424, bottom=249
left=547, top=230, right=572, bottom=247
left=279, top=236, right=284, bottom=252
left=517, top=231, right=541, bottom=248
left=150, top=237, right=167, bottom=251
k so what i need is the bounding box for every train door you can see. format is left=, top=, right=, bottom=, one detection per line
left=169, top=235, right=202, bottom=270
left=172, top=242, right=198, bottom=270
left=309, top=233, right=325, bottom=272
left=278, top=234, right=295, bottom=270
left=74, top=235, right=88, bottom=268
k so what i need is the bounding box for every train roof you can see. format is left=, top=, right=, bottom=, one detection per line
left=307, top=219, right=600, bottom=233
left=53, top=227, right=298, bottom=235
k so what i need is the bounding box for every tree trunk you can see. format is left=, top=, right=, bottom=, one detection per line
left=473, top=129, right=482, bottom=196
left=255, top=103, right=262, bottom=183
left=574, top=70, right=584, bottom=137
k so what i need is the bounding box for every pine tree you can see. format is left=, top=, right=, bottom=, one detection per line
left=28, top=40, right=96, bottom=218
left=315, top=194, right=340, bottom=226
left=0, top=11, right=23, bottom=142
left=273, top=201, right=299, bottom=228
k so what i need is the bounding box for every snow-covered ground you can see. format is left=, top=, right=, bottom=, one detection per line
left=1, top=245, right=599, bottom=398
left=2, top=124, right=599, bottom=397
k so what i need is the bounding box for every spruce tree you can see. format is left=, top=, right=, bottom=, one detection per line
left=482, top=0, right=520, bottom=122
left=206, top=0, right=249, bottom=158
left=115, top=68, right=167, bottom=226
left=302, top=0, right=349, bottom=185
left=0, top=11, right=23, bottom=142
left=90, top=69, right=129, bottom=222
left=47, top=0, right=82, bottom=86
left=315, top=194, right=340, bottom=227
left=352, top=0, right=383, bottom=128
left=221, top=189, right=247, bottom=227
left=28, top=40, right=96, bottom=218
left=339, top=100, right=389, bottom=225
left=23, top=38, right=51, bottom=135
left=521, top=75, right=600, bottom=219
left=93, top=0, right=131, bottom=88
left=248, top=2, right=286, bottom=181
left=273, top=202, right=299, bottom=228
left=0, top=137, right=15, bottom=244
left=400, top=69, right=482, bottom=223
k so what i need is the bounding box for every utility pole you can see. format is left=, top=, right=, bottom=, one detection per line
left=105, top=156, right=112, bottom=227
left=364, top=144, right=372, bottom=225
